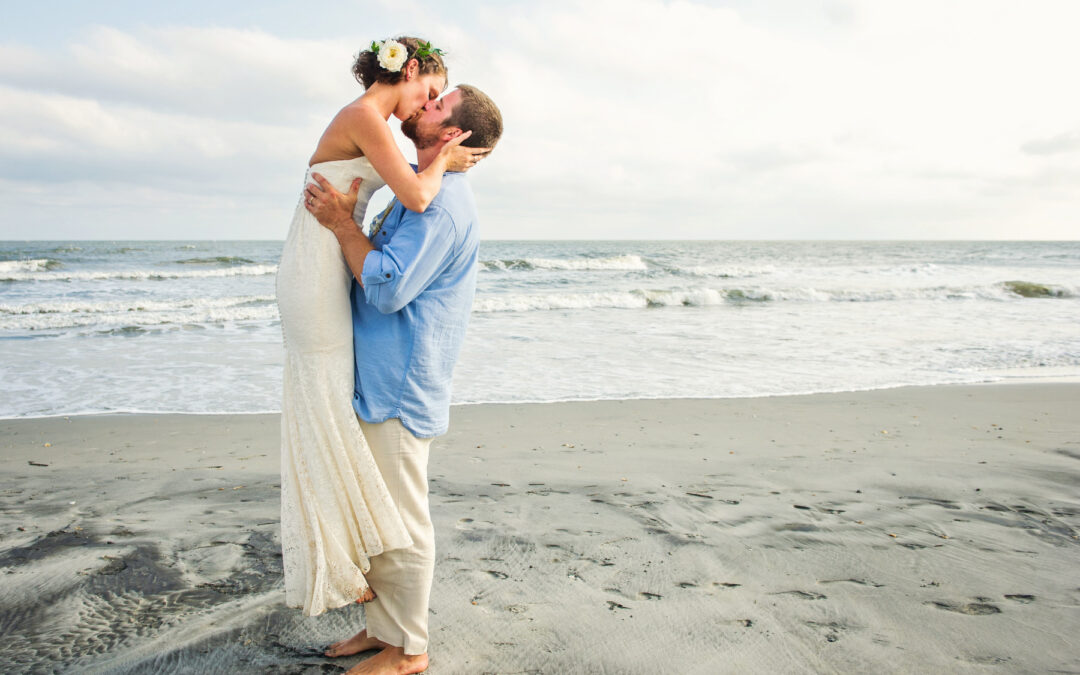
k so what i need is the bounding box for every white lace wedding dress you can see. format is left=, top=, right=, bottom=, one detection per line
left=276, top=157, right=411, bottom=617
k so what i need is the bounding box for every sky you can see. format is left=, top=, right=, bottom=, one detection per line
left=1, top=0, right=1078, bottom=240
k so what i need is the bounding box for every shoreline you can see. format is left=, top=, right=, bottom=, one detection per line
left=6, top=370, right=1080, bottom=421
left=2, top=382, right=1078, bottom=673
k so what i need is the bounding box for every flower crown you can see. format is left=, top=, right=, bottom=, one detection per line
left=369, top=39, right=445, bottom=73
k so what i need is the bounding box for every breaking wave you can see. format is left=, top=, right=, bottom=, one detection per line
left=175, top=256, right=256, bottom=265
left=472, top=281, right=1077, bottom=313
left=480, top=254, right=648, bottom=272
left=0, top=296, right=278, bottom=331
left=1001, top=280, right=1072, bottom=298
left=1, top=264, right=278, bottom=282
left=0, top=258, right=63, bottom=274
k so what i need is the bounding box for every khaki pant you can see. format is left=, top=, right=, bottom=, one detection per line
left=357, top=417, right=435, bottom=655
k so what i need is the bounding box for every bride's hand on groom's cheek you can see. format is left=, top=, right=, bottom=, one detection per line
left=305, top=174, right=362, bottom=233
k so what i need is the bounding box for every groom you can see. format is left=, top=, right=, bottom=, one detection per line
left=304, top=85, right=502, bottom=675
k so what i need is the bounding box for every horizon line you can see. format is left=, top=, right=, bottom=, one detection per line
left=2, top=237, right=1079, bottom=243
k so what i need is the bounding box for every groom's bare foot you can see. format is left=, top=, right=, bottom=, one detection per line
left=325, top=629, right=389, bottom=658
left=344, top=646, right=428, bottom=674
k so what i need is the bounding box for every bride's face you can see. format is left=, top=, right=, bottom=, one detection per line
left=394, top=72, right=447, bottom=122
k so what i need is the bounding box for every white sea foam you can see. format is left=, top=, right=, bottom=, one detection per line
left=0, top=295, right=276, bottom=315
left=474, top=292, right=649, bottom=312
left=0, top=264, right=277, bottom=282
left=0, top=295, right=279, bottom=331
left=472, top=281, right=1077, bottom=313
left=473, top=288, right=739, bottom=312
left=481, top=254, right=648, bottom=272
left=678, top=264, right=776, bottom=278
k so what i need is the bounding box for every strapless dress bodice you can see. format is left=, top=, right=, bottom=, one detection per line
left=306, top=157, right=387, bottom=203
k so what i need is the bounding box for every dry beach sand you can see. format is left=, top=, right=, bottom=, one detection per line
left=1, top=383, right=1079, bottom=674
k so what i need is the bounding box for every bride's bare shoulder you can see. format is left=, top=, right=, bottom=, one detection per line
left=310, top=99, right=388, bottom=164
left=331, top=99, right=384, bottom=128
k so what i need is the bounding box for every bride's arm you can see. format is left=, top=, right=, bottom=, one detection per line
left=339, top=105, right=475, bottom=213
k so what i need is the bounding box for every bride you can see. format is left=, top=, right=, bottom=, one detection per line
left=275, top=36, right=484, bottom=618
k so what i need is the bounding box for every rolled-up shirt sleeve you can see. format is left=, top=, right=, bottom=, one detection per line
left=360, top=205, right=457, bottom=314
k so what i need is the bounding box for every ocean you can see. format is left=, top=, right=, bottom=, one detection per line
left=1, top=240, right=1078, bottom=418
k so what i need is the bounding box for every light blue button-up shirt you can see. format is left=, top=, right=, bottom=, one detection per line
left=350, top=171, right=479, bottom=438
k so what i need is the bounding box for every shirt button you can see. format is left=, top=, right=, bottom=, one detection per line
left=385, top=273, right=391, bottom=278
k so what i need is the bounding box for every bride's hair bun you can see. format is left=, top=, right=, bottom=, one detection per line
left=353, top=36, right=448, bottom=89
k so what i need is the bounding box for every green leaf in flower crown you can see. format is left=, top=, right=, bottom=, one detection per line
left=413, top=40, right=444, bottom=60
left=370, top=40, right=380, bottom=53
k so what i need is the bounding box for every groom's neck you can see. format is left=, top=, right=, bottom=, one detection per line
left=414, top=145, right=441, bottom=173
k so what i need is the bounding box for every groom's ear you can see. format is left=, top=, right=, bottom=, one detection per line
left=440, top=126, right=465, bottom=142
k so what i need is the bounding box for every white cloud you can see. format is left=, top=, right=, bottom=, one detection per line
left=0, top=26, right=363, bottom=238
left=1023, top=131, right=1080, bottom=156
left=0, top=83, right=316, bottom=192
left=447, top=1, right=1076, bottom=237
left=0, top=25, right=357, bottom=123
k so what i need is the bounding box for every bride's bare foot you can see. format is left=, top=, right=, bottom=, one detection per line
left=357, top=586, right=376, bottom=603
left=344, top=646, right=428, bottom=674
left=325, top=629, right=389, bottom=658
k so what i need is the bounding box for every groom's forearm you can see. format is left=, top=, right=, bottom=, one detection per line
left=334, top=225, right=375, bottom=287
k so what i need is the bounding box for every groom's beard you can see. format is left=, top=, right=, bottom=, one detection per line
left=401, top=114, right=439, bottom=150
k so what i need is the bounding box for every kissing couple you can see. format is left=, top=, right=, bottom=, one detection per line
left=275, top=36, right=503, bottom=675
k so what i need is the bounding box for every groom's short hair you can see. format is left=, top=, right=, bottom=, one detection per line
left=445, top=85, right=503, bottom=150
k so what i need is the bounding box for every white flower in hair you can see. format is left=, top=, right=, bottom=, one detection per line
left=377, top=39, right=408, bottom=72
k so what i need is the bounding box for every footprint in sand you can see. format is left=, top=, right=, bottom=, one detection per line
left=720, top=618, right=753, bottom=627
left=455, top=518, right=497, bottom=532
left=926, top=600, right=1001, bottom=615
left=967, top=655, right=1011, bottom=665
left=1004, top=594, right=1035, bottom=603
left=896, top=541, right=941, bottom=550
left=820, top=578, right=885, bottom=588
left=899, top=496, right=962, bottom=510
left=772, top=590, right=827, bottom=600
left=774, top=523, right=821, bottom=532
left=806, top=620, right=848, bottom=643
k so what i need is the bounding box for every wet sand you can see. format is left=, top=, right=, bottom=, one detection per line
left=1, top=383, right=1078, bottom=673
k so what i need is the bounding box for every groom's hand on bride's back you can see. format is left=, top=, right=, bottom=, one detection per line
left=304, top=173, right=362, bottom=235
